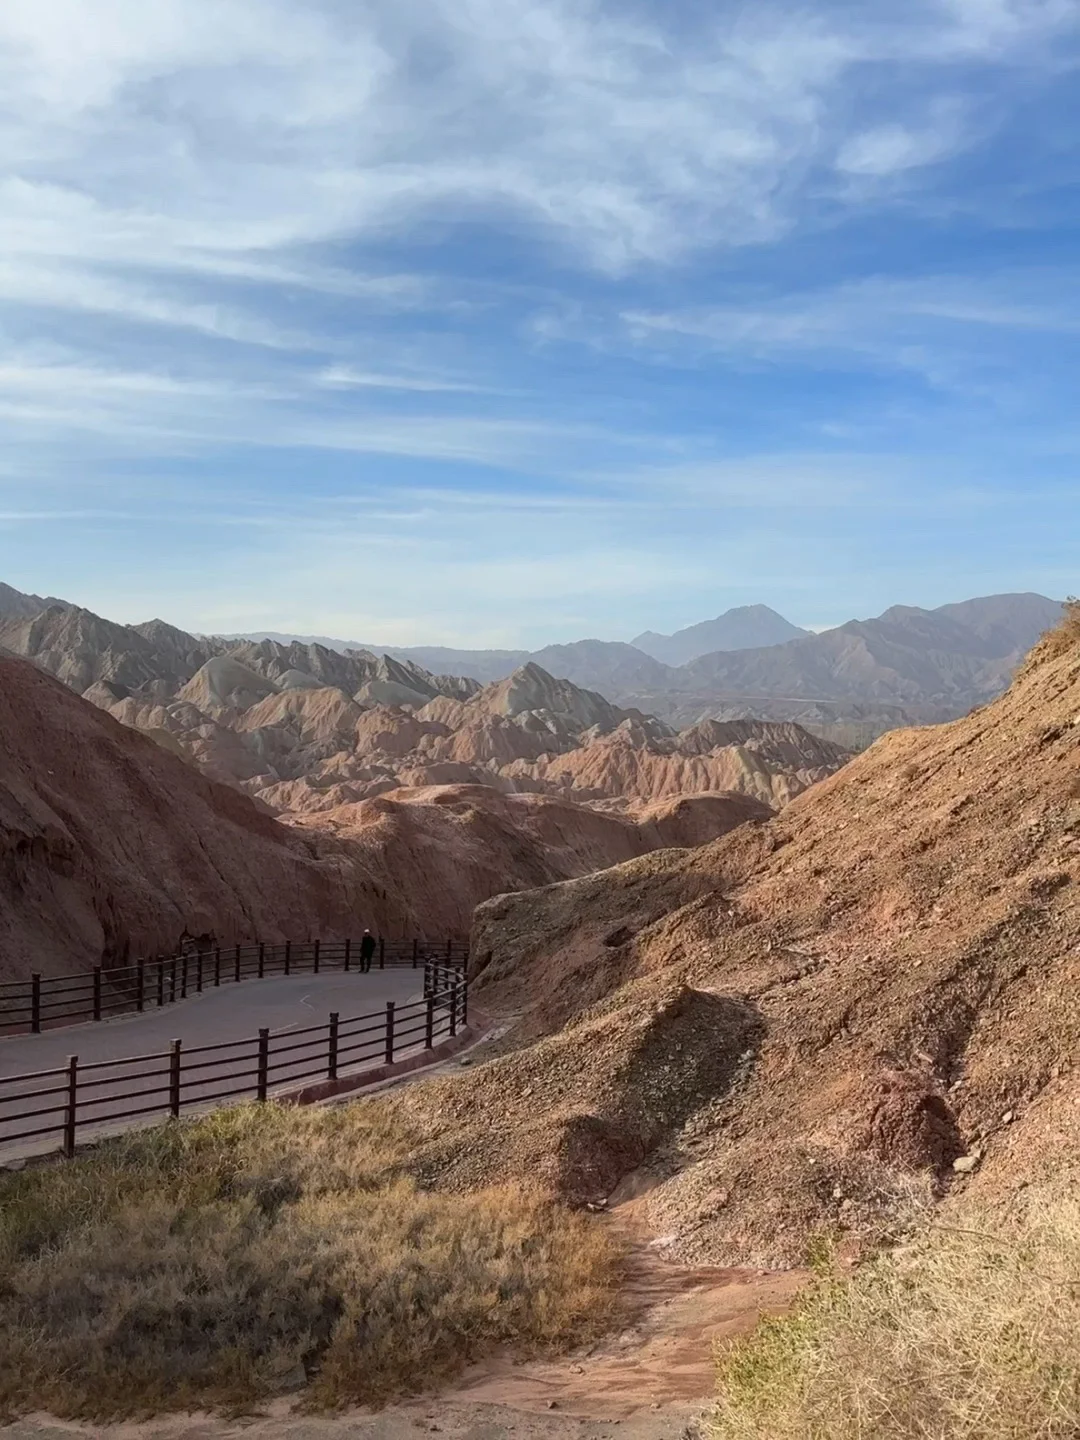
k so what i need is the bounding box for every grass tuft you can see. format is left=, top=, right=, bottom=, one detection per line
left=0, top=1103, right=622, bottom=1419
left=711, top=1191, right=1080, bottom=1440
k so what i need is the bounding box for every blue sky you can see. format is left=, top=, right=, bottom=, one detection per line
left=0, top=0, right=1078, bottom=647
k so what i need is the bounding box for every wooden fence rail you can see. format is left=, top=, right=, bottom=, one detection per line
left=0, top=937, right=467, bottom=1036
left=0, top=966, right=468, bottom=1160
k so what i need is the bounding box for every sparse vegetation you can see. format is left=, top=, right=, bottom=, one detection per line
left=0, top=1102, right=622, bottom=1419
left=1043, top=596, right=1080, bottom=659
left=711, top=1192, right=1080, bottom=1439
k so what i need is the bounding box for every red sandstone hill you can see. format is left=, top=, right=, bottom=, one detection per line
left=0, top=656, right=374, bottom=979
left=289, top=785, right=771, bottom=937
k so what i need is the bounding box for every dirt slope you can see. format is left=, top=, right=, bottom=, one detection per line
left=416, top=617, right=1080, bottom=1265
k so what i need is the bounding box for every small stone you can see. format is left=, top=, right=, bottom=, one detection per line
left=547, top=1400, right=559, bottom=1410
left=1001, top=1110, right=1015, bottom=1125
left=953, top=1153, right=981, bottom=1174
left=832, top=1186, right=844, bottom=1200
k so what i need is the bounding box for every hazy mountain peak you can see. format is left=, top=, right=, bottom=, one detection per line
left=632, top=604, right=810, bottom=666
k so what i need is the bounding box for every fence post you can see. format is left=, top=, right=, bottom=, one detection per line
left=30, top=973, right=41, bottom=1034
left=379, top=936, right=385, bottom=970
left=181, top=953, right=188, bottom=1000
left=157, top=960, right=165, bottom=1008
left=196, top=951, right=203, bottom=993
left=344, top=937, right=351, bottom=972
left=90, top=965, right=101, bottom=1022
left=213, top=947, right=221, bottom=987
left=169, top=1039, right=182, bottom=1118
left=137, top=956, right=145, bottom=1013
left=284, top=941, right=291, bottom=976
left=412, top=938, right=419, bottom=968
left=328, top=1012, right=339, bottom=1081
left=313, top=938, right=321, bottom=974
left=170, top=957, right=177, bottom=1003
left=385, top=1002, right=395, bottom=1065
left=425, top=995, right=435, bottom=1049
left=257, top=1028, right=270, bottom=1102
left=63, top=1055, right=78, bottom=1158
left=234, top=944, right=241, bottom=983
left=449, top=986, right=458, bottom=1038
left=258, top=942, right=265, bottom=979
left=461, top=980, right=468, bottom=1027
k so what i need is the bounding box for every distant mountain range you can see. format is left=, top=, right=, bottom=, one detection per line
left=230, top=603, right=809, bottom=679
left=0, top=585, right=1065, bottom=746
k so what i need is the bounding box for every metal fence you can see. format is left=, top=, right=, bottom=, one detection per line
left=0, top=937, right=468, bottom=1036
left=0, top=963, right=468, bottom=1160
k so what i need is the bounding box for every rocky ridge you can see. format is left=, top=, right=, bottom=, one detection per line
left=0, top=599, right=845, bottom=815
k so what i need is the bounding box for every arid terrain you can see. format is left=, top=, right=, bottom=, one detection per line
left=376, top=608, right=1080, bottom=1268
left=0, top=653, right=783, bottom=980
left=0, top=587, right=854, bottom=978
left=0, top=599, right=847, bottom=812
left=2, top=604, right=1078, bottom=1437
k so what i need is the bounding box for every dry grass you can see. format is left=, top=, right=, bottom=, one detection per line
left=711, top=1191, right=1080, bottom=1439
left=0, top=1102, right=622, bottom=1420
left=1042, top=597, right=1080, bottom=660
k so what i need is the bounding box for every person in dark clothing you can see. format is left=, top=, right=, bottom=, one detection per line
left=359, top=929, right=377, bottom=973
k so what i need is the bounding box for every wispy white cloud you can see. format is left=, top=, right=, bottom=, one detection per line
left=315, top=364, right=491, bottom=394
left=610, top=269, right=1080, bottom=400
left=2, top=0, right=1076, bottom=302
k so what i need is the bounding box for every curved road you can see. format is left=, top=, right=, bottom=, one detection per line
left=0, top=971, right=428, bottom=1160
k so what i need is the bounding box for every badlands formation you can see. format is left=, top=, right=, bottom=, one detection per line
left=0, top=602, right=850, bottom=960
left=0, top=599, right=846, bottom=976
left=383, top=610, right=1080, bottom=1266
left=0, top=605, right=844, bottom=816
left=0, top=653, right=781, bottom=979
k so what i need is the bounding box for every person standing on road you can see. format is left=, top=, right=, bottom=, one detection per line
left=359, top=929, right=377, bottom=973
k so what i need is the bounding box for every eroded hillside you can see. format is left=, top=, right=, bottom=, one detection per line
left=391, top=615, right=1080, bottom=1265
left=0, top=657, right=364, bottom=978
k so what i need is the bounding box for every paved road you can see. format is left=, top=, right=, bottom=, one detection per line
left=0, top=971, right=429, bottom=1160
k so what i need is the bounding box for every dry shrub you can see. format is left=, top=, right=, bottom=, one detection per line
left=1042, top=597, right=1080, bottom=660
left=0, top=1103, right=621, bottom=1420
left=711, top=1191, right=1080, bottom=1439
